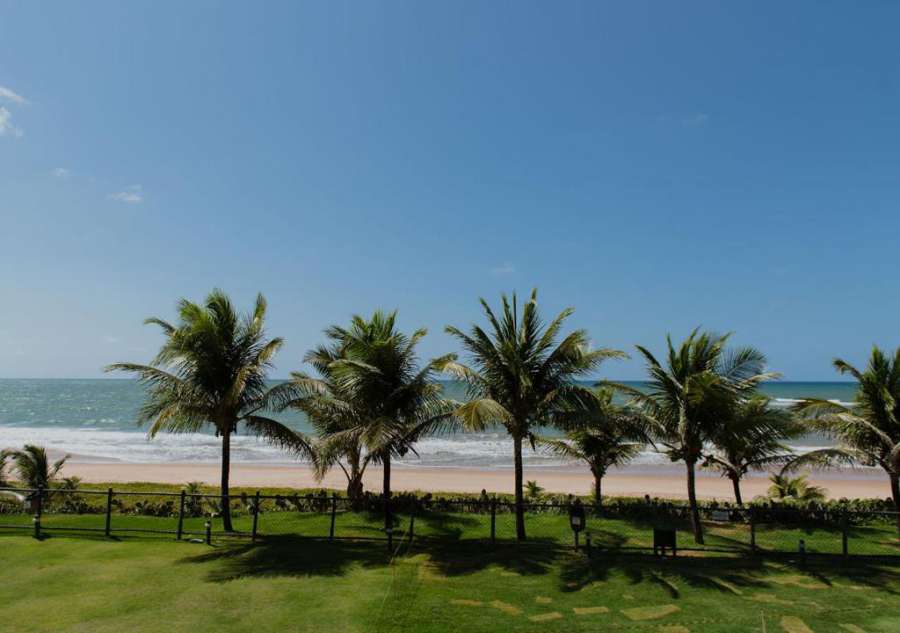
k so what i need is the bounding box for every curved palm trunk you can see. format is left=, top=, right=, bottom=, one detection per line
left=221, top=429, right=233, bottom=532
left=889, top=473, right=900, bottom=534
left=730, top=473, right=744, bottom=506
left=686, top=459, right=704, bottom=544
left=513, top=434, right=526, bottom=540
left=382, top=451, right=392, bottom=533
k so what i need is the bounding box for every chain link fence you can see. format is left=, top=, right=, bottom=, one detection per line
left=1, top=486, right=898, bottom=558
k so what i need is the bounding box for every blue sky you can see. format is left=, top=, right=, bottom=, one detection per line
left=2, top=1, right=899, bottom=380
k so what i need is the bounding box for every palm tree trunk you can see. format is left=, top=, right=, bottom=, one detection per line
left=592, top=468, right=603, bottom=508
left=221, top=428, right=233, bottom=532
left=890, top=473, right=900, bottom=535
left=686, top=459, right=704, bottom=544
left=383, top=450, right=392, bottom=534
left=513, top=434, right=526, bottom=541
left=731, top=474, right=743, bottom=506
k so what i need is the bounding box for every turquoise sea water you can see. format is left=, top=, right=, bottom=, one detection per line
left=0, top=379, right=856, bottom=467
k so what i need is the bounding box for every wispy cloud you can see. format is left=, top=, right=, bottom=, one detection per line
left=103, top=336, right=121, bottom=344
left=491, top=262, right=516, bottom=275
left=51, top=167, right=70, bottom=179
left=681, top=113, right=709, bottom=127
left=0, top=107, right=23, bottom=138
left=108, top=184, right=144, bottom=204
left=0, top=85, right=28, bottom=105
left=0, top=85, right=27, bottom=138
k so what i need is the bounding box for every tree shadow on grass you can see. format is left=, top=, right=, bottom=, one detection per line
left=558, top=550, right=900, bottom=597
left=178, top=534, right=566, bottom=583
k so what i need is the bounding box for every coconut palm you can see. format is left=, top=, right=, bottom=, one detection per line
left=767, top=469, right=826, bottom=503
left=539, top=387, right=648, bottom=506
left=285, top=341, right=372, bottom=504
left=612, top=329, right=776, bottom=543
left=2, top=445, right=68, bottom=502
left=524, top=480, right=544, bottom=501
left=789, top=347, right=900, bottom=528
left=441, top=290, right=625, bottom=540
left=0, top=452, right=9, bottom=488
left=287, top=310, right=456, bottom=532
left=107, top=289, right=313, bottom=531
left=703, top=396, right=800, bottom=505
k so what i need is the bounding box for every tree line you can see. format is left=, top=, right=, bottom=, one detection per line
left=73, top=288, right=900, bottom=542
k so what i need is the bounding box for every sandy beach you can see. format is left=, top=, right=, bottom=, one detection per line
left=61, top=461, right=892, bottom=501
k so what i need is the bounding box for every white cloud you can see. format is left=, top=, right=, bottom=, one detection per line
left=491, top=262, right=516, bottom=275
left=51, top=167, right=70, bottom=179
left=0, top=85, right=27, bottom=105
left=108, top=184, right=144, bottom=204
left=681, top=113, right=709, bottom=127
left=0, top=107, right=23, bottom=138
left=103, top=336, right=121, bottom=344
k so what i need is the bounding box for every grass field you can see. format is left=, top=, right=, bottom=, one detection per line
left=1, top=528, right=898, bottom=633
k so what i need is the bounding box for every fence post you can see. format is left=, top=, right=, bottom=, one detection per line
left=105, top=488, right=113, bottom=537
left=36, top=486, right=44, bottom=519
left=490, top=498, right=497, bottom=545
left=205, top=519, right=212, bottom=545
left=176, top=490, right=185, bottom=540
left=251, top=491, right=261, bottom=542
left=386, top=494, right=393, bottom=552
left=329, top=495, right=337, bottom=541
left=841, top=512, right=849, bottom=559
left=749, top=512, right=756, bottom=554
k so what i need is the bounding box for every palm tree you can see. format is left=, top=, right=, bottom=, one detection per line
left=285, top=342, right=373, bottom=504
left=539, top=387, right=648, bottom=506
left=767, top=469, right=826, bottom=503
left=441, top=290, right=625, bottom=540
left=107, top=289, right=313, bottom=531
left=703, top=396, right=800, bottom=505
left=287, top=310, right=455, bottom=532
left=613, top=329, right=776, bottom=543
left=524, top=480, right=544, bottom=501
left=790, top=347, right=900, bottom=529
left=0, top=451, right=9, bottom=488
left=2, top=445, right=68, bottom=508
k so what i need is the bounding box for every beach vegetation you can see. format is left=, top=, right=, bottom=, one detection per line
left=611, top=329, right=776, bottom=543
left=790, top=346, right=900, bottom=528
left=703, top=395, right=800, bottom=505
left=287, top=310, right=456, bottom=531
left=538, top=387, right=649, bottom=506
left=441, top=289, right=625, bottom=540
left=106, top=289, right=314, bottom=531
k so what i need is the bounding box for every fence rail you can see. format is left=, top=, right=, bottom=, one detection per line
left=1, top=486, right=898, bottom=558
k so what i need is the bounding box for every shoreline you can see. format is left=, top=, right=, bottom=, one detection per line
left=60, top=461, right=893, bottom=501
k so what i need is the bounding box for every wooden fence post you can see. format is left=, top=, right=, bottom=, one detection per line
left=176, top=490, right=186, bottom=540
left=104, top=488, right=113, bottom=537
left=841, top=512, right=849, bottom=559
left=251, top=491, right=261, bottom=542
left=749, top=513, right=756, bottom=553
left=490, top=499, right=497, bottom=545
left=329, top=495, right=337, bottom=541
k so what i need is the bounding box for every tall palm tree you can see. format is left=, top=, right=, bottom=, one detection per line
left=2, top=444, right=68, bottom=492
left=107, top=289, right=312, bottom=531
left=790, top=347, right=900, bottom=529
left=287, top=311, right=455, bottom=532
left=441, top=290, right=625, bottom=540
left=704, top=396, right=800, bottom=505
left=538, top=387, right=648, bottom=506
left=613, top=329, right=776, bottom=543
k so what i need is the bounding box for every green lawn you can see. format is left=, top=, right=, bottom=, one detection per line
left=0, top=529, right=898, bottom=633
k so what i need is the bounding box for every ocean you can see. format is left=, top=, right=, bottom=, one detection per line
left=0, top=379, right=856, bottom=469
